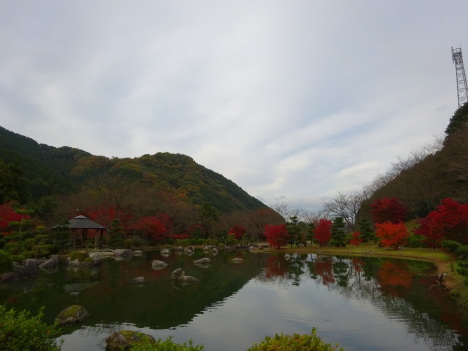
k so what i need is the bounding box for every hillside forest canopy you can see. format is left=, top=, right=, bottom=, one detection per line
left=0, top=102, right=467, bottom=254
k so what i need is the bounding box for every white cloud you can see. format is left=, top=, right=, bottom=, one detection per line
left=0, top=0, right=466, bottom=211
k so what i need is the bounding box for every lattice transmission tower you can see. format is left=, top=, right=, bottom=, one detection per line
left=452, top=47, right=468, bottom=107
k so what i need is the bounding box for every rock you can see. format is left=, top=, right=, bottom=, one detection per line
left=106, top=330, right=155, bottom=351
left=151, top=260, right=168, bottom=269
left=284, top=254, right=291, bottom=260
left=160, top=248, right=170, bottom=256
left=56, top=305, right=89, bottom=325
left=170, top=268, right=198, bottom=283
left=39, top=257, right=59, bottom=270
left=24, top=259, right=38, bottom=277
left=170, top=268, right=183, bottom=280
left=177, top=269, right=198, bottom=282
left=13, top=263, right=28, bottom=278
left=231, top=257, right=245, bottom=264
left=0, top=272, right=19, bottom=283
left=193, top=257, right=211, bottom=265
left=89, top=251, right=115, bottom=260
left=174, top=246, right=184, bottom=251
left=115, top=249, right=133, bottom=259
left=132, top=277, right=145, bottom=284
left=133, top=250, right=143, bottom=256
left=183, top=247, right=194, bottom=255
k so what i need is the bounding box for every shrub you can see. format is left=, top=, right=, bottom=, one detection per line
left=246, top=328, right=343, bottom=351
left=131, top=336, right=204, bottom=351
left=456, top=245, right=468, bottom=259
left=0, top=306, right=62, bottom=351
left=0, top=249, right=13, bottom=274
left=442, top=240, right=462, bottom=253
left=407, top=235, right=423, bottom=248
left=69, top=251, right=89, bottom=262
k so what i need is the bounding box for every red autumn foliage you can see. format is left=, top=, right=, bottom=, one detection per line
left=0, top=203, right=31, bottom=233
left=375, top=221, right=409, bottom=249
left=314, top=219, right=332, bottom=246
left=377, top=261, right=412, bottom=297
left=228, top=225, right=247, bottom=240
left=86, top=205, right=134, bottom=230
left=132, top=216, right=167, bottom=242
left=371, top=197, right=407, bottom=224
left=350, top=231, right=363, bottom=246
left=264, top=224, right=289, bottom=249
left=415, top=198, right=468, bottom=245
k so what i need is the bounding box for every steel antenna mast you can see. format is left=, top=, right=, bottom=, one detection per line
left=452, top=47, right=468, bottom=107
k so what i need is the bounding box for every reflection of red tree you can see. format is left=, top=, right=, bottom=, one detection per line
left=315, top=259, right=335, bottom=287
left=377, top=261, right=412, bottom=296
left=351, top=258, right=364, bottom=274
left=264, top=255, right=288, bottom=279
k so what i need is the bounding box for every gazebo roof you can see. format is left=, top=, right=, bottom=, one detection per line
left=63, top=215, right=107, bottom=230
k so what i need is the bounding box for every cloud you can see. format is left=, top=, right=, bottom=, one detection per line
left=0, top=0, right=467, bottom=211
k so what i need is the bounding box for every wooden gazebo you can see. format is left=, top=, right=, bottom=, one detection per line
left=55, top=215, right=107, bottom=249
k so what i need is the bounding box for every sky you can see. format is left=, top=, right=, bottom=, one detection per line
left=0, top=1, right=467, bottom=211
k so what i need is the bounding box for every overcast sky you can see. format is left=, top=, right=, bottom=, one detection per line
left=0, top=1, right=466, bottom=211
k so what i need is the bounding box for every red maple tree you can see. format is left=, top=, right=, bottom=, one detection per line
left=375, top=221, right=409, bottom=249
left=264, top=224, right=289, bottom=249
left=132, top=216, right=167, bottom=242
left=371, top=197, right=407, bottom=224
left=228, top=225, right=247, bottom=240
left=349, top=231, right=363, bottom=246
left=0, top=203, right=31, bottom=234
left=314, top=219, right=332, bottom=246
left=415, top=198, right=468, bottom=245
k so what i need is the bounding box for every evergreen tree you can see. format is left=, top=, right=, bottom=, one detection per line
left=331, top=217, right=346, bottom=247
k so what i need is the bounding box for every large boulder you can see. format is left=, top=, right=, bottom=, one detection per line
left=151, top=260, right=168, bottom=270
left=193, top=257, right=211, bottom=267
left=106, top=330, right=155, bottom=351
left=115, top=249, right=132, bottom=259
left=170, top=268, right=182, bottom=280
left=231, top=257, right=245, bottom=264
left=132, top=277, right=145, bottom=284
left=0, top=272, right=19, bottom=283
left=39, top=257, right=59, bottom=270
left=56, top=305, right=89, bottom=325
left=24, top=259, right=38, bottom=277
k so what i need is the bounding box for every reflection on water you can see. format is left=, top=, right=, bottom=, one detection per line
left=1, top=250, right=467, bottom=351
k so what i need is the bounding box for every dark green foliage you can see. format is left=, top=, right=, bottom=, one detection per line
left=0, top=126, right=268, bottom=215
left=0, top=306, right=62, bottom=351
left=246, top=328, right=343, bottom=351
left=0, top=249, right=13, bottom=274
left=331, top=217, right=346, bottom=247
left=358, top=218, right=373, bottom=242
left=446, top=101, right=468, bottom=136
left=456, top=245, right=468, bottom=259
left=130, top=335, right=204, bottom=351
left=286, top=216, right=302, bottom=247
left=407, top=234, right=423, bottom=248
left=441, top=240, right=462, bottom=253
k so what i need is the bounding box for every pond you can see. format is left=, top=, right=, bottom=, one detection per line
left=1, top=249, right=467, bottom=351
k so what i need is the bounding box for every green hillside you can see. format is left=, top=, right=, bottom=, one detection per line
left=0, top=126, right=268, bottom=217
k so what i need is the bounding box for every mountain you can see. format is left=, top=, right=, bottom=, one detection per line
left=0, top=126, right=268, bottom=217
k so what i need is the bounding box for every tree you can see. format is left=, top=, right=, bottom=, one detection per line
left=286, top=216, right=302, bottom=247
left=331, top=217, right=346, bottom=247
left=350, top=231, right=363, bottom=246
left=264, top=224, right=289, bottom=249
left=375, top=222, right=409, bottom=249
left=132, top=216, right=167, bottom=243
left=357, top=218, right=373, bottom=242
left=371, top=198, right=407, bottom=224
left=228, top=225, right=246, bottom=240
left=445, top=101, right=468, bottom=136
left=324, top=191, right=365, bottom=231
left=314, top=219, right=332, bottom=247
left=415, top=198, right=468, bottom=245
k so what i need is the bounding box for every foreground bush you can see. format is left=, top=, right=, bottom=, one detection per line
left=246, top=328, right=343, bottom=351
left=0, top=306, right=62, bottom=351
left=130, top=336, right=204, bottom=350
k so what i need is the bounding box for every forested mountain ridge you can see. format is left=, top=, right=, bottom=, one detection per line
left=358, top=103, right=468, bottom=221
left=0, top=126, right=268, bottom=219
